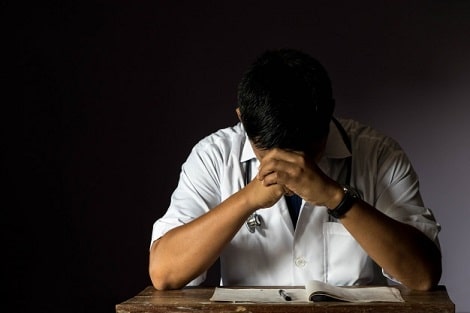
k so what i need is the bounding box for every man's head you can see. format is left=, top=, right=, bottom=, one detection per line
left=237, top=49, right=335, bottom=154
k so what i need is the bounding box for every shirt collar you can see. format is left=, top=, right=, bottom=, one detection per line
left=239, top=118, right=351, bottom=162
left=240, top=127, right=256, bottom=163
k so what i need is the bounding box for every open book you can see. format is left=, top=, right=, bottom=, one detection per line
left=210, top=280, right=404, bottom=303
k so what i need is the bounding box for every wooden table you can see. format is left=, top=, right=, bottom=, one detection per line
left=116, top=285, right=455, bottom=313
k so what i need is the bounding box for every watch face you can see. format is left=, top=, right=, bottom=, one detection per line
left=328, top=185, right=359, bottom=219
left=344, top=185, right=360, bottom=199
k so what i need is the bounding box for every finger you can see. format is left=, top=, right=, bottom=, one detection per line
left=261, top=176, right=293, bottom=197
left=264, top=148, right=304, bottom=161
left=248, top=179, right=285, bottom=208
left=261, top=171, right=279, bottom=186
left=283, top=186, right=295, bottom=196
left=259, top=161, right=304, bottom=187
left=258, top=158, right=280, bottom=180
left=258, top=150, right=305, bottom=180
left=261, top=169, right=301, bottom=193
left=258, top=158, right=296, bottom=181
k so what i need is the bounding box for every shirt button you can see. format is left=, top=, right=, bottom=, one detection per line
left=295, top=257, right=307, bottom=267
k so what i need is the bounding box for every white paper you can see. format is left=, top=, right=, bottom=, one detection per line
left=210, top=287, right=308, bottom=303
left=210, top=281, right=404, bottom=303
left=306, top=280, right=404, bottom=302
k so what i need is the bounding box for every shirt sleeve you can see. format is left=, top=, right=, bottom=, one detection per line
left=372, top=140, right=441, bottom=283
left=150, top=141, right=224, bottom=286
left=374, top=145, right=441, bottom=244
left=152, top=140, right=224, bottom=239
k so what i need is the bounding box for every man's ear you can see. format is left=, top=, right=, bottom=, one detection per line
left=236, top=107, right=242, bottom=121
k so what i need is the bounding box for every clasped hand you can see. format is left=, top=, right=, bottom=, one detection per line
left=245, top=148, right=340, bottom=210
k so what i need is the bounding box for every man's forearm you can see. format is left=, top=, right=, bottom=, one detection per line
left=149, top=178, right=287, bottom=290
left=148, top=189, right=258, bottom=290
left=339, top=199, right=442, bottom=290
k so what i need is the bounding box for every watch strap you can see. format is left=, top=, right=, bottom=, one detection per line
left=327, top=186, right=358, bottom=219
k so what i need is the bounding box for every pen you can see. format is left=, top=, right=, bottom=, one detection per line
left=278, top=289, right=292, bottom=301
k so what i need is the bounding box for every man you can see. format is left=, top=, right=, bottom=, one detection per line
left=149, top=49, right=441, bottom=291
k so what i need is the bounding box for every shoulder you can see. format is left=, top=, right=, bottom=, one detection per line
left=338, top=118, right=403, bottom=153
left=337, top=119, right=421, bottom=207
left=339, top=118, right=392, bottom=141
left=338, top=118, right=413, bottom=176
left=188, top=123, right=246, bottom=164
left=193, top=123, right=245, bottom=150
left=197, top=122, right=245, bottom=144
left=338, top=118, right=416, bottom=184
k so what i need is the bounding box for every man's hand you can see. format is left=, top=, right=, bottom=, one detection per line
left=256, top=148, right=343, bottom=208
left=243, top=176, right=286, bottom=210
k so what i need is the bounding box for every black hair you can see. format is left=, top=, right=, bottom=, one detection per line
left=237, top=49, right=335, bottom=152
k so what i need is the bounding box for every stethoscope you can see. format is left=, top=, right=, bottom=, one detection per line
left=244, top=117, right=352, bottom=233
left=244, top=163, right=262, bottom=233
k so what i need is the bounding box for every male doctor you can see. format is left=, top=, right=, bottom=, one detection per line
left=149, top=49, right=442, bottom=291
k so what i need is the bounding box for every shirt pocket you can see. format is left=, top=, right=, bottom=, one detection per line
left=322, top=222, right=374, bottom=285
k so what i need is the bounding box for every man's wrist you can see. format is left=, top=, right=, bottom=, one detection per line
left=325, top=184, right=346, bottom=209
left=327, top=185, right=360, bottom=219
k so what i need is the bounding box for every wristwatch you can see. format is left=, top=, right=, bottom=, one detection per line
left=327, top=185, right=360, bottom=219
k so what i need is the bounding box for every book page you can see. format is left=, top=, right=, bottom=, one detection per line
left=305, top=280, right=404, bottom=302
left=210, top=287, right=308, bottom=303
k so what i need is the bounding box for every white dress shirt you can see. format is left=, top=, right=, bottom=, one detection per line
left=151, top=118, right=440, bottom=287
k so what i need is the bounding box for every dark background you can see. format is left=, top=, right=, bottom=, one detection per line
left=4, top=1, right=470, bottom=312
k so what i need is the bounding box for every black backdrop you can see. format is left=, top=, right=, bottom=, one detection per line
left=5, top=1, right=470, bottom=312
